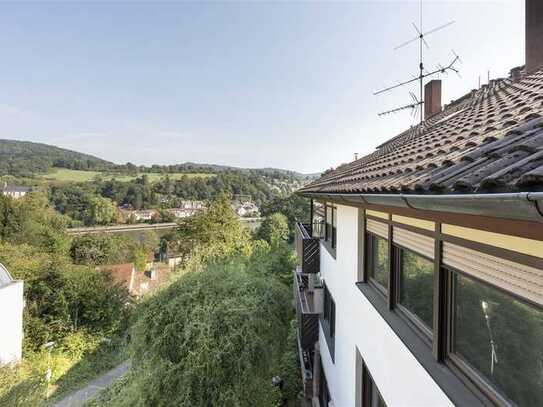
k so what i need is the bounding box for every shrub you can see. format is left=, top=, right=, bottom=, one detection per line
left=92, top=260, right=291, bottom=407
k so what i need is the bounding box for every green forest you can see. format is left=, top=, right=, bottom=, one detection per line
left=0, top=139, right=315, bottom=227
left=0, top=191, right=302, bottom=406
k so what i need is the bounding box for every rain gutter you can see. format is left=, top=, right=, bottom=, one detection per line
left=299, top=192, right=543, bottom=223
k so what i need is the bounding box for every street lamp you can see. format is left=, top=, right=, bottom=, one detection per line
left=44, top=341, right=55, bottom=399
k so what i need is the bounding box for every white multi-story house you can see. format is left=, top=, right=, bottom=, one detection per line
left=0, top=264, right=24, bottom=365
left=294, top=4, right=543, bottom=406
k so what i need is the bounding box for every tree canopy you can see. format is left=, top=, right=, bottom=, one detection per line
left=257, top=213, right=289, bottom=245
left=89, top=259, right=297, bottom=407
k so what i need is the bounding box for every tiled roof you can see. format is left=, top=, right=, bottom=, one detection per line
left=300, top=68, right=543, bottom=195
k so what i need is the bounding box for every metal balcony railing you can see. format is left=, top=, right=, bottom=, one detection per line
left=293, top=271, right=323, bottom=350
left=295, top=222, right=321, bottom=274
left=293, top=269, right=323, bottom=400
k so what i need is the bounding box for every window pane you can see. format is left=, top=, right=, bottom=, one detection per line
left=454, top=273, right=543, bottom=406
left=399, top=250, right=434, bottom=329
left=371, top=235, right=389, bottom=290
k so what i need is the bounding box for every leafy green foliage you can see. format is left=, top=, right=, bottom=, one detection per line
left=454, top=274, right=543, bottom=406
left=246, top=240, right=295, bottom=286
left=85, top=196, right=118, bottom=225
left=69, top=231, right=158, bottom=269
left=0, top=241, right=129, bottom=351
left=132, top=248, right=148, bottom=273
left=0, top=193, right=71, bottom=255
left=0, top=194, right=130, bottom=352
left=70, top=234, right=133, bottom=266
left=163, top=194, right=252, bottom=265
left=88, top=195, right=300, bottom=406
left=398, top=250, right=434, bottom=328
left=0, top=192, right=133, bottom=405
left=257, top=213, right=289, bottom=245
left=0, top=139, right=113, bottom=176
left=0, top=364, right=45, bottom=407
left=49, top=184, right=118, bottom=226
left=0, top=331, right=129, bottom=406
left=87, top=260, right=291, bottom=407
left=261, top=194, right=310, bottom=240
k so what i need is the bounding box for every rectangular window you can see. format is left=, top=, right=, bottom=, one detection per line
left=332, top=206, right=337, bottom=249
left=362, top=362, right=387, bottom=407
left=449, top=272, right=543, bottom=406
left=397, top=248, right=434, bottom=333
left=323, top=203, right=337, bottom=256
left=367, top=233, right=389, bottom=293
left=322, top=283, right=336, bottom=360
left=325, top=204, right=332, bottom=241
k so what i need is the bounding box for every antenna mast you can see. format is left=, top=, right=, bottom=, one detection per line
left=374, top=0, right=460, bottom=124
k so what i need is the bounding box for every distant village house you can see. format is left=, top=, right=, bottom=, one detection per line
left=100, top=262, right=170, bottom=298
left=2, top=184, right=32, bottom=200
left=233, top=201, right=260, bottom=217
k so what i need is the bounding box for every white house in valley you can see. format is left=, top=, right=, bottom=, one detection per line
left=0, top=263, right=24, bottom=365
left=294, top=3, right=543, bottom=406
left=2, top=185, right=32, bottom=200
left=233, top=201, right=260, bottom=217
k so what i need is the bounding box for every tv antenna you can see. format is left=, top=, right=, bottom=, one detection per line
left=374, top=0, right=461, bottom=124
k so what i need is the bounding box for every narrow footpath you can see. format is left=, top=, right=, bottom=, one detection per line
left=51, top=361, right=131, bottom=407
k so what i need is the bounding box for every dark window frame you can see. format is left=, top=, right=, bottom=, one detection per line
left=365, top=232, right=389, bottom=298
left=321, top=282, right=336, bottom=362
left=443, top=266, right=543, bottom=407
left=319, top=359, right=332, bottom=407
left=323, top=203, right=337, bottom=258
left=361, top=360, right=387, bottom=407
left=393, top=245, right=435, bottom=343
left=332, top=206, right=337, bottom=249
left=358, top=210, right=543, bottom=407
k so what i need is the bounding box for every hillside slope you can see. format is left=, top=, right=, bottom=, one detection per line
left=0, top=139, right=319, bottom=180
left=0, top=139, right=114, bottom=175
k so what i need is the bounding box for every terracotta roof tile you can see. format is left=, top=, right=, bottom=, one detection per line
left=300, top=68, right=543, bottom=195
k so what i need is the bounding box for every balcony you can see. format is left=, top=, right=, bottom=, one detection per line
left=293, top=270, right=323, bottom=399
left=294, top=222, right=320, bottom=274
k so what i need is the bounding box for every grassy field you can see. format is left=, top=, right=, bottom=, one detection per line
left=38, top=168, right=215, bottom=183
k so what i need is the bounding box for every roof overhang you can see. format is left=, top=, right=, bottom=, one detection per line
left=298, top=191, right=543, bottom=223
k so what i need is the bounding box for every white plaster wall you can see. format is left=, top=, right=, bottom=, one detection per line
left=0, top=281, right=24, bottom=365
left=319, top=204, right=453, bottom=407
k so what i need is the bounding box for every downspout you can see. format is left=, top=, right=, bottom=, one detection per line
left=529, top=192, right=543, bottom=218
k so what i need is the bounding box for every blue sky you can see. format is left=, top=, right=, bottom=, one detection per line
left=0, top=1, right=524, bottom=173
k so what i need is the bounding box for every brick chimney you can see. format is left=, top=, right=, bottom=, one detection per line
left=526, top=0, right=543, bottom=73
left=424, top=79, right=442, bottom=120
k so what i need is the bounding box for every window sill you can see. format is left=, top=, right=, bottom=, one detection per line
left=321, top=240, right=336, bottom=260
left=355, top=282, right=485, bottom=407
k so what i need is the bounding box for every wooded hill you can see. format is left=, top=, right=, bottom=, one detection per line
left=0, top=139, right=318, bottom=180
left=0, top=139, right=114, bottom=176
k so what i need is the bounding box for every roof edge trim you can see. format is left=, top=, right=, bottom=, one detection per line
left=299, top=192, right=543, bottom=223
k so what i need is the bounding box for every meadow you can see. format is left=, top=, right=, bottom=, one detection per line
left=38, top=168, right=215, bottom=183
